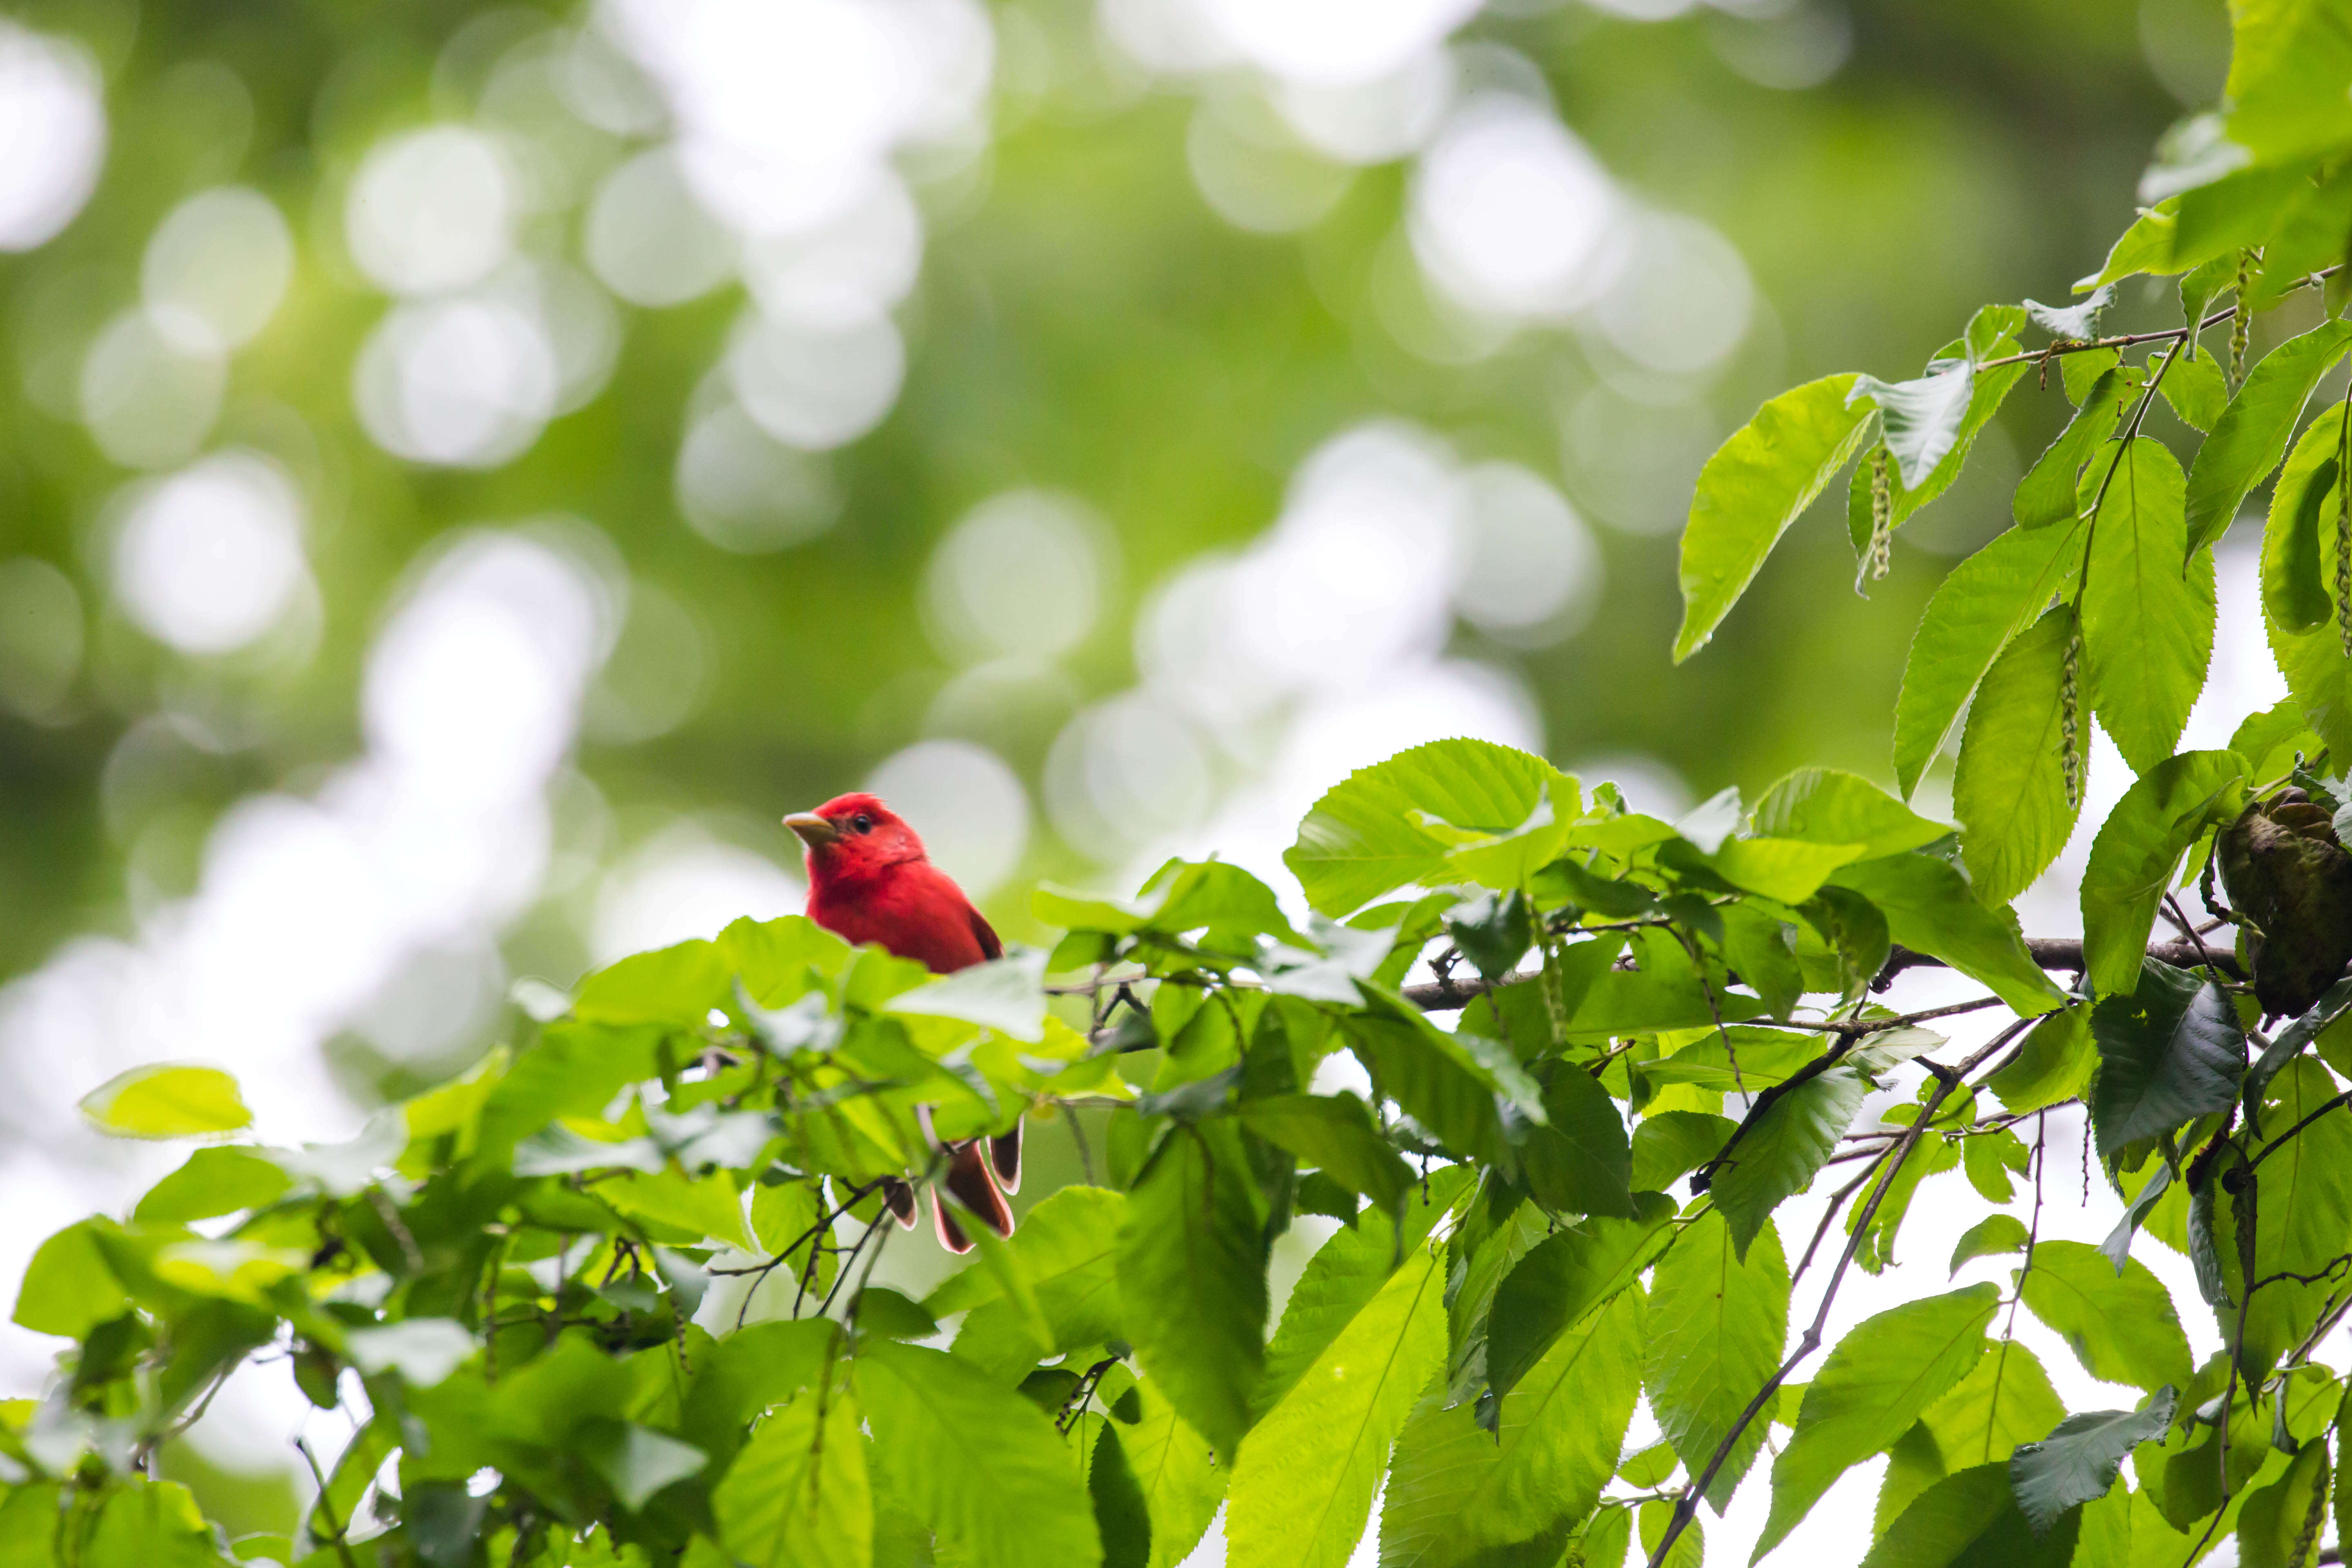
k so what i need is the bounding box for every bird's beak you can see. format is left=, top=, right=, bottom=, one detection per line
left=782, top=811, right=838, bottom=849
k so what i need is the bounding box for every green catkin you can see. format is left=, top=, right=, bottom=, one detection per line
left=2230, top=249, right=2255, bottom=390
left=2060, top=626, right=2083, bottom=808
left=1857, top=446, right=1892, bottom=593
left=2339, top=408, right=2352, bottom=659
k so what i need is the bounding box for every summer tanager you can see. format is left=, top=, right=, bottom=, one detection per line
left=784, top=792, right=1019, bottom=1253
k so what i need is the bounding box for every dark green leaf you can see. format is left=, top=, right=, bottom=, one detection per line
left=2009, top=1388, right=2177, bottom=1530
left=1630, top=1112, right=1735, bottom=1194
left=2261, top=404, right=2352, bottom=760
left=2263, top=449, right=2338, bottom=634
left=1675, top=374, right=1875, bottom=662
left=2080, top=752, right=2250, bottom=997
left=2078, top=437, right=2215, bottom=775
left=1708, top=1065, right=1866, bottom=1259
left=2184, top=319, right=2352, bottom=554
left=1486, top=1192, right=1675, bottom=1401
left=1514, top=1064, right=1635, bottom=1220
left=1955, top=605, right=2082, bottom=905
left=1236, top=1094, right=1412, bottom=1217
left=1861, top=1463, right=2081, bottom=1568
left=1445, top=891, right=1532, bottom=983
left=1091, top=1423, right=1152, bottom=1568
left=1645, top=1209, right=1788, bottom=1511
left=1116, top=1121, right=1267, bottom=1457
left=2017, top=1239, right=2194, bottom=1391
left=2230, top=1058, right=2352, bottom=1378
left=1756, top=1284, right=1999, bottom=1557
left=1878, top=1340, right=2067, bottom=1531
left=2243, top=975, right=2352, bottom=1128
left=2239, top=1437, right=2331, bottom=1568
left=2088, top=961, right=2245, bottom=1158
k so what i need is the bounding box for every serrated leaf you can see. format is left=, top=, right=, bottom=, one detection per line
left=2262, top=404, right=2352, bottom=760
left=2238, top=1436, right=2330, bottom=1568
left=1830, top=852, right=2067, bottom=1014
left=857, top=1341, right=1101, bottom=1568
left=1956, top=605, right=2083, bottom=905
left=1486, top=1192, right=1675, bottom=1402
left=1285, top=740, right=1581, bottom=916
left=2163, top=347, right=2231, bottom=432
left=1879, top=1340, right=2067, bottom=1530
left=1381, top=1289, right=1644, bottom=1568
left=78, top=1065, right=252, bottom=1140
left=1116, top=1122, right=1267, bottom=1457
left=2243, top=975, right=2352, bottom=1128
left=1227, top=1252, right=1446, bottom=1568
left=1675, top=374, right=1875, bottom=662
left=2185, top=319, right=2352, bottom=554
left=937, top=1187, right=1126, bottom=1381
left=2228, top=1058, right=2352, bottom=1379
left=2079, top=438, right=2216, bottom=774
left=1863, top=1463, right=2082, bottom=1568
left=1756, top=1284, right=2000, bottom=1558
left=2088, top=961, right=2245, bottom=1158
left=2079, top=752, right=2251, bottom=997
left=1237, top=1094, right=1412, bottom=1217
left=1645, top=1210, right=1788, bottom=1512
left=2027, top=285, right=2117, bottom=340
left=1125, top=1380, right=1223, bottom=1568
left=1708, top=1066, right=1866, bottom=1260
left=1630, top=1112, right=1736, bottom=1194
left=1750, top=768, right=1951, bottom=860
left=1892, top=520, right=2091, bottom=798
left=1514, top=1063, right=1636, bottom=1220
left=2014, top=370, right=2132, bottom=528
left=2009, top=1389, right=2178, bottom=1531
left=2018, top=1240, right=2194, bottom=1391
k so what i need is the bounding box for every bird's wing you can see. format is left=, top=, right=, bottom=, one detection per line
left=969, top=906, right=1002, bottom=962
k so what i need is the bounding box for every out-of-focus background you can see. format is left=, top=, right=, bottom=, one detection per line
left=0, top=0, right=2266, bottom=1556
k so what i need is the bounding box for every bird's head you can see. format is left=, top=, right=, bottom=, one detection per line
left=783, top=793, right=927, bottom=882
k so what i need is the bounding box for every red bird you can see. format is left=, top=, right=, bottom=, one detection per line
left=784, top=793, right=1019, bottom=1254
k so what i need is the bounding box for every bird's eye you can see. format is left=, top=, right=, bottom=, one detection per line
left=851, top=813, right=874, bottom=834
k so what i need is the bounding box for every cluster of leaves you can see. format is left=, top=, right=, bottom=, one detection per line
left=22, top=13, right=2352, bottom=1568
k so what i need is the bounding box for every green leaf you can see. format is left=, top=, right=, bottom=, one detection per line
left=1949, top=1214, right=2031, bottom=1275
left=11, top=1219, right=128, bottom=1339
left=1380, top=1288, right=1644, bottom=1568
left=1758, top=1285, right=1998, bottom=1558
left=1445, top=891, right=1532, bottom=984
left=2080, top=752, right=2251, bottom=997
left=714, top=1385, right=871, bottom=1568
left=2261, top=404, right=2352, bottom=759
left=1513, top=1064, right=1636, bottom=1221
left=132, top=1145, right=293, bottom=1224
left=1891, top=520, right=2091, bottom=798
left=1117, top=1121, right=1267, bottom=1457
left=1852, top=361, right=1974, bottom=490
left=2230, top=1058, right=2352, bottom=1376
left=2014, top=369, right=2132, bottom=528
left=1227, top=1251, right=1447, bottom=1568
left=1751, top=768, right=1951, bottom=861
left=1630, top=1112, right=1735, bottom=1194
left=600, top=1168, right=755, bottom=1252
left=2079, top=198, right=2185, bottom=289
left=1125, top=1380, right=1223, bottom=1568
left=1878, top=1340, right=2067, bottom=1532
left=1285, top=739, right=1580, bottom=916
left=582, top=1421, right=708, bottom=1512
left=1675, top=374, right=1875, bottom=662
left=2163, top=347, right=2231, bottom=432
left=2078, top=438, right=2216, bottom=774
left=1708, top=837, right=1871, bottom=904
left=344, top=1318, right=477, bottom=1386
left=572, top=938, right=731, bottom=1026
left=2009, top=1389, right=2178, bottom=1531
left=857, top=1341, right=1102, bottom=1568
left=1645, top=1210, right=1788, bottom=1512
left=884, top=950, right=1048, bottom=1042
left=2238, top=1437, right=2331, bottom=1568
left=2017, top=1240, right=2193, bottom=1391
left=82, top=1477, right=231, bottom=1568
left=1091, top=1423, right=1152, bottom=1568
left=1708, top=1067, right=1867, bottom=1260
left=2088, top=961, right=2245, bottom=1158
left=2184, top=319, right=2352, bottom=554
left=1486, top=1192, right=1675, bottom=1401
left=1955, top=606, right=2083, bottom=905
left=2025, top=285, right=2116, bottom=340
left=1860, top=1463, right=2081, bottom=1568
left=2227, top=0, right=2352, bottom=163
left=2261, top=442, right=2337, bottom=634
left=1236, top=1094, right=1412, bottom=1217
left=78, top=1064, right=252, bottom=1139
left=935, top=1187, right=1126, bottom=1381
